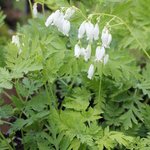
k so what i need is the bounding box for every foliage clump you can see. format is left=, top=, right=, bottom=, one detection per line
left=0, top=0, right=150, bottom=149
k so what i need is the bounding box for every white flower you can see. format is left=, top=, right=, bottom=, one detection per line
left=78, top=21, right=86, bottom=39
left=74, top=44, right=81, bottom=58
left=12, top=35, right=22, bottom=54
left=53, top=10, right=64, bottom=27
left=85, top=21, right=94, bottom=41
left=103, top=54, right=109, bottom=65
left=78, top=21, right=100, bottom=41
left=101, top=26, right=112, bottom=48
left=18, top=48, right=22, bottom=55
left=84, top=44, right=91, bottom=61
left=93, top=23, right=99, bottom=40
left=80, top=47, right=85, bottom=56
left=33, top=3, right=38, bottom=18
left=62, top=20, right=70, bottom=36
left=45, top=10, right=71, bottom=36
left=12, top=35, right=20, bottom=48
left=95, top=46, right=105, bottom=62
left=45, top=13, right=54, bottom=27
left=45, top=10, right=63, bottom=27
left=64, top=7, right=75, bottom=19
left=87, top=64, right=94, bottom=79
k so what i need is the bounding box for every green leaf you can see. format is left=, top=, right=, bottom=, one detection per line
left=137, top=63, right=150, bottom=98
left=25, top=91, right=49, bottom=112
left=68, top=139, right=80, bottom=150
left=63, top=87, right=90, bottom=111
left=11, top=118, right=27, bottom=132
left=0, top=68, right=13, bottom=90
left=96, top=127, right=133, bottom=150
left=0, top=105, right=13, bottom=119
left=11, top=96, right=24, bottom=109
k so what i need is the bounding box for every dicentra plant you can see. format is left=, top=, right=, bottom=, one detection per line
left=0, top=1, right=150, bottom=149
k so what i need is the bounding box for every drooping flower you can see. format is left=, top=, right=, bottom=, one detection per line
left=18, top=48, right=22, bottom=55
left=33, top=3, right=38, bottom=18
left=62, top=20, right=70, bottom=36
left=45, top=13, right=55, bottom=27
left=12, top=35, right=22, bottom=54
left=87, top=64, right=94, bottom=79
left=101, top=26, right=112, bottom=48
left=78, top=21, right=86, bottom=39
left=95, top=46, right=105, bottom=62
left=12, top=35, right=20, bottom=48
left=53, top=11, right=64, bottom=28
left=93, top=23, right=99, bottom=40
left=78, top=21, right=99, bottom=41
left=45, top=10, right=61, bottom=27
left=64, top=7, right=75, bottom=19
left=80, top=47, right=85, bottom=56
left=74, top=44, right=81, bottom=58
left=85, top=21, right=94, bottom=41
left=84, top=44, right=91, bottom=61
left=103, top=54, right=109, bottom=65
left=45, top=10, right=71, bottom=36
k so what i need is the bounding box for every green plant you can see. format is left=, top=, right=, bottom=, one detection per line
left=0, top=0, right=150, bottom=149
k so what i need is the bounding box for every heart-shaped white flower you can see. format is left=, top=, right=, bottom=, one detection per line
left=87, top=64, right=94, bottom=79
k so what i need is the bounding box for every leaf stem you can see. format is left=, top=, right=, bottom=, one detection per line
left=45, top=83, right=56, bottom=108
left=0, top=131, right=13, bottom=150
left=49, top=84, right=56, bottom=107
left=0, top=119, right=12, bottom=125
left=91, top=13, right=150, bottom=59
left=15, top=80, right=25, bottom=104
left=98, top=63, right=103, bottom=102
left=45, top=83, right=52, bottom=106
left=2, top=91, right=12, bottom=100
left=73, top=6, right=87, bottom=19
left=42, top=3, right=45, bottom=14
left=28, top=0, right=33, bottom=17
left=109, top=22, right=124, bottom=28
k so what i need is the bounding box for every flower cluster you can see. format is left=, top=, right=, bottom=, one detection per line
left=45, top=7, right=75, bottom=36
left=74, top=20, right=112, bottom=80
left=74, top=44, right=91, bottom=61
left=78, top=21, right=99, bottom=41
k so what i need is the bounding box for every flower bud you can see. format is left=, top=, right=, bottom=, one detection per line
left=84, top=44, right=91, bottom=61
left=64, top=7, right=75, bottom=19
left=85, top=21, right=94, bottom=41
left=74, top=44, right=81, bottom=58
left=53, top=11, right=64, bottom=28
left=87, top=64, right=94, bottom=79
left=78, top=21, right=86, bottom=39
left=12, top=35, right=20, bottom=48
left=62, top=20, right=70, bottom=36
left=45, top=13, right=54, bottom=27
left=103, top=54, right=109, bottom=65
left=101, top=27, right=112, bottom=48
left=80, top=48, right=85, bottom=56
left=93, top=23, right=99, bottom=40
left=12, top=35, right=22, bottom=54
left=95, top=46, right=105, bottom=62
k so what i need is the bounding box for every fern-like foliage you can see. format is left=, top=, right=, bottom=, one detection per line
left=0, top=1, right=150, bottom=149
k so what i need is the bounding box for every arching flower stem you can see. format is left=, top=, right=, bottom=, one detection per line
left=90, top=13, right=150, bottom=59
left=98, top=63, right=104, bottom=102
